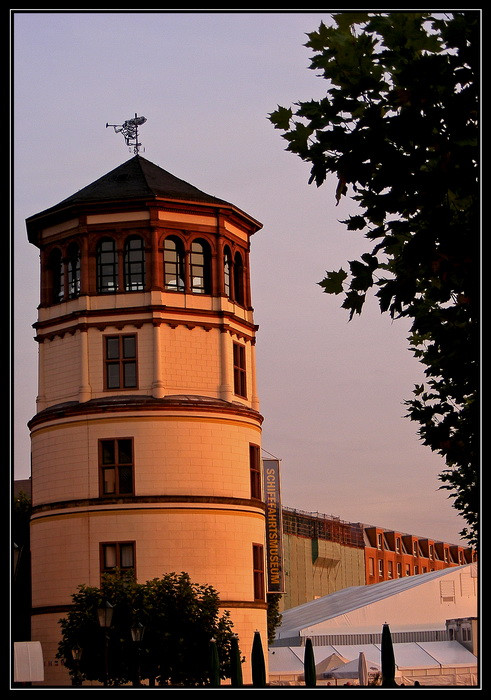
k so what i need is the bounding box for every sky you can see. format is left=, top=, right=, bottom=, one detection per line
left=12, top=10, right=469, bottom=545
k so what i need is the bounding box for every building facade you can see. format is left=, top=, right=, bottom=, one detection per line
left=279, top=508, right=366, bottom=610
left=278, top=509, right=475, bottom=611
left=26, top=155, right=268, bottom=685
left=364, top=525, right=476, bottom=585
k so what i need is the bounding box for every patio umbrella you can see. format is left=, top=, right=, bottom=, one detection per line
left=381, top=623, right=397, bottom=687
left=303, top=638, right=316, bottom=687
left=251, top=631, right=266, bottom=687
left=358, top=651, right=368, bottom=686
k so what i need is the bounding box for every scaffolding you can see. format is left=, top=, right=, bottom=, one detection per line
left=282, top=507, right=364, bottom=548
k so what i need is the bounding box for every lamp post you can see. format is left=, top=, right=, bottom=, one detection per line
left=130, top=621, right=145, bottom=686
left=71, top=645, right=83, bottom=686
left=97, top=600, right=114, bottom=686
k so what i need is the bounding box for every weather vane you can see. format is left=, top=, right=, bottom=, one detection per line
left=106, top=113, right=147, bottom=154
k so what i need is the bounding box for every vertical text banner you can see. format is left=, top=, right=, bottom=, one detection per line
left=263, top=458, right=285, bottom=593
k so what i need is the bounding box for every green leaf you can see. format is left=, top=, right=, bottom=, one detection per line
left=318, top=268, right=348, bottom=294
left=269, top=105, right=293, bottom=131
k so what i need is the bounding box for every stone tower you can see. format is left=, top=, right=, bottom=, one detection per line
left=26, top=155, right=267, bottom=685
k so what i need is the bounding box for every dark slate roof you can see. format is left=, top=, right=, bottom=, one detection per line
left=54, top=155, right=231, bottom=209
left=26, top=155, right=262, bottom=244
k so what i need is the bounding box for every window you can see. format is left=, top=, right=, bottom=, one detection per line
left=223, top=247, right=232, bottom=297
left=49, top=248, right=64, bottom=304
left=191, top=239, right=211, bottom=293
left=97, top=238, right=118, bottom=293
left=67, top=243, right=81, bottom=298
left=253, top=544, right=265, bottom=601
left=377, top=533, right=382, bottom=550
left=397, top=563, right=402, bottom=578
left=369, top=558, right=375, bottom=577
left=396, top=537, right=401, bottom=553
left=378, top=559, right=384, bottom=577
left=414, top=565, right=419, bottom=575
left=104, top=334, right=137, bottom=389
left=233, top=252, right=244, bottom=305
left=388, top=560, right=393, bottom=579
left=233, top=343, right=247, bottom=397
left=250, top=444, right=261, bottom=499
left=99, top=438, right=134, bottom=495
left=405, top=564, right=411, bottom=576
left=164, top=236, right=185, bottom=291
left=101, top=542, right=135, bottom=576
left=124, top=236, right=145, bottom=291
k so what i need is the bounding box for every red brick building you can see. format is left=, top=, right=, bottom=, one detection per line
left=364, top=526, right=476, bottom=585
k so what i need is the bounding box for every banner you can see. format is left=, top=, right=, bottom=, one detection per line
left=263, top=458, right=285, bottom=593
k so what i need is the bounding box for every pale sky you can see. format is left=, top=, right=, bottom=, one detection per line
left=12, top=10, right=469, bottom=545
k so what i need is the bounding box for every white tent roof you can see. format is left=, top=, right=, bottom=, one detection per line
left=269, top=642, right=477, bottom=677
left=276, top=564, right=476, bottom=639
left=327, top=656, right=381, bottom=679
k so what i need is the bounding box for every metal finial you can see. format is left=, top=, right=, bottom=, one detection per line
left=106, top=113, right=147, bottom=154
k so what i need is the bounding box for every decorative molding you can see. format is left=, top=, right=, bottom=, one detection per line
left=32, top=494, right=267, bottom=516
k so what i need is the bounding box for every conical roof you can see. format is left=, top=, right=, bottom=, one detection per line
left=26, top=155, right=260, bottom=243
left=53, top=155, right=231, bottom=208
left=37, top=155, right=230, bottom=216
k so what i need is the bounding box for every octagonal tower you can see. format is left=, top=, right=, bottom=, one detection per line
left=26, top=155, right=267, bottom=685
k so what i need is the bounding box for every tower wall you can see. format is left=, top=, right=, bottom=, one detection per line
left=27, top=157, right=268, bottom=685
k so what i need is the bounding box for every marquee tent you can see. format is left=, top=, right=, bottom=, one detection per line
left=274, top=565, right=477, bottom=643
left=268, top=641, right=478, bottom=686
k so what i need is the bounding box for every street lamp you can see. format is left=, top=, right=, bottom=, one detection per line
left=71, top=645, right=83, bottom=686
left=131, top=621, right=145, bottom=686
left=97, top=600, right=114, bottom=686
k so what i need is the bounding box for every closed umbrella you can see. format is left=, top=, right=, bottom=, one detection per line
left=303, top=638, right=316, bottom=687
left=358, top=651, right=368, bottom=686
left=251, top=631, right=266, bottom=687
left=381, top=623, right=397, bottom=687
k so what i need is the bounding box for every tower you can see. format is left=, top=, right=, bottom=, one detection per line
left=26, top=155, right=267, bottom=685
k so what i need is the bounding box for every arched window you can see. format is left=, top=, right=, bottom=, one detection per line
left=97, top=238, right=118, bottom=293
left=49, top=248, right=64, bottom=304
left=223, top=246, right=232, bottom=298
left=190, top=239, right=211, bottom=294
left=67, top=242, right=81, bottom=299
left=233, top=251, right=244, bottom=305
left=124, top=236, right=145, bottom=291
left=163, top=236, right=185, bottom=291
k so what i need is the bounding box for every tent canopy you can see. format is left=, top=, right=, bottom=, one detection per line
left=325, top=657, right=381, bottom=679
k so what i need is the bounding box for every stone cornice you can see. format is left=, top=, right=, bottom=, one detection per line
left=28, top=394, right=264, bottom=429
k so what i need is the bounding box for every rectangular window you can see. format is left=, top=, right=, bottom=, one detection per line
left=388, top=560, right=393, bottom=579
left=233, top=342, right=247, bottom=397
left=104, top=334, right=137, bottom=390
left=253, top=543, right=265, bottom=601
left=378, top=559, right=384, bottom=577
left=100, top=542, right=135, bottom=576
left=99, top=438, right=134, bottom=495
left=369, top=557, right=375, bottom=577
left=249, top=444, right=261, bottom=499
